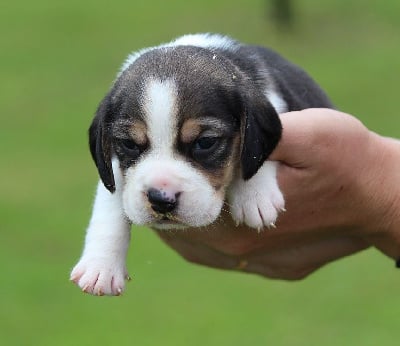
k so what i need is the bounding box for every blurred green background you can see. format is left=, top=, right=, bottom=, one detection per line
left=1, top=0, right=400, bottom=345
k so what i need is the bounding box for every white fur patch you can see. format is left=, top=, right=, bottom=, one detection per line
left=143, top=79, right=178, bottom=153
left=70, top=159, right=131, bottom=296
left=228, top=161, right=285, bottom=230
left=169, top=33, right=238, bottom=51
left=122, top=158, right=224, bottom=229
left=266, top=90, right=287, bottom=114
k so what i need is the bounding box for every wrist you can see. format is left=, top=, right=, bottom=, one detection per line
left=362, top=133, right=400, bottom=259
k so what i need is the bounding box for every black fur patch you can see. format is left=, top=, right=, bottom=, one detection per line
left=89, top=93, right=116, bottom=192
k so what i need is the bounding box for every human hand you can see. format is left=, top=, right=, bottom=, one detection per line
left=156, top=109, right=400, bottom=279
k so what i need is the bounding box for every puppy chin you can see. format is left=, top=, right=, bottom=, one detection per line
left=150, top=223, right=188, bottom=231
left=121, top=158, right=225, bottom=230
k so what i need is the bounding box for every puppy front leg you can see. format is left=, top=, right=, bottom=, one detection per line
left=228, top=161, right=285, bottom=231
left=71, top=163, right=131, bottom=296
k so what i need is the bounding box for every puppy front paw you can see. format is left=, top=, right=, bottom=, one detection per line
left=228, top=162, right=285, bottom=230
left=70, top=257, right=130, bottom=296
left=230, top=184, right=284, bottom=230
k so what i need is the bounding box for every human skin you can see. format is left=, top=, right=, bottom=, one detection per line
left=156, top=108, right=400, bottom=280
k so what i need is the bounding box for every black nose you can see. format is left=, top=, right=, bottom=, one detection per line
left=147, top=188, right=179, bottom=214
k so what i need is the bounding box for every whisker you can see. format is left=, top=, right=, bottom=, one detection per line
left=220, top=207, right=232, bottom=216
left=223, top=200, right=234, bottom=208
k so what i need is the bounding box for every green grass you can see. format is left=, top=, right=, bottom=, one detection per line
left=1, top=1, right=400, bottom=345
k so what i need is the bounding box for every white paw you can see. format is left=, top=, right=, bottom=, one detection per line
left=70, top=257, right=130, bottom=296
left=228, top=161, right=285, bottom=230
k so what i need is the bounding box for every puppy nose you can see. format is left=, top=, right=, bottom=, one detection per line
left=147, top=188, right=180, bottom=214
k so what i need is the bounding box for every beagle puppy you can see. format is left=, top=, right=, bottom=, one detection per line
left=71, top=33, right=332, bottom=295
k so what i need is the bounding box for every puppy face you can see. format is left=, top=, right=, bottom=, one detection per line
left=90, top=45, right=281, bottom=229
left=115, top=77, right=240, bottom=229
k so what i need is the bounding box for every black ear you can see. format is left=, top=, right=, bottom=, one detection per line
left=240, top=94, right=282, bottom=180
left=89, top=94, right=116, bottom=192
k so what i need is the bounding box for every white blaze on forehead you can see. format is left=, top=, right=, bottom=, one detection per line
left=143, top=79, right=178, bottom=153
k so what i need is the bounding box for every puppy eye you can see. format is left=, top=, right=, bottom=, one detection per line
left=119, top=139, right=142, bottom=158
left=193, top=136, right=219, bottom=151
left=121, top=139, right=138, bottom=150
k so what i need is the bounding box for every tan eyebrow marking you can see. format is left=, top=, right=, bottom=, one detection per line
left=180, top=118, right=202, bottom=143
left=180, top=117, right=230, bottom=143
left=129, top=120, right=148, bottom=145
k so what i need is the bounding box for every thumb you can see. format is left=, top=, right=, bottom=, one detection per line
left=268, top=110, right=312, bottom=166
left=268, top=108, right=341, bottom=166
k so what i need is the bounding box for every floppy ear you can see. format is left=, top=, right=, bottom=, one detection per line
left=240, top=93, right=282, bottom=180
left=89, top=94, right=116, bottom=192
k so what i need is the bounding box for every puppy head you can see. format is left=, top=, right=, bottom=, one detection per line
left=89, top=46, right=281, bottom=229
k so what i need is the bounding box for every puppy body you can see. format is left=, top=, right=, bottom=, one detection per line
left=71, top=34, right=332, bottom=295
